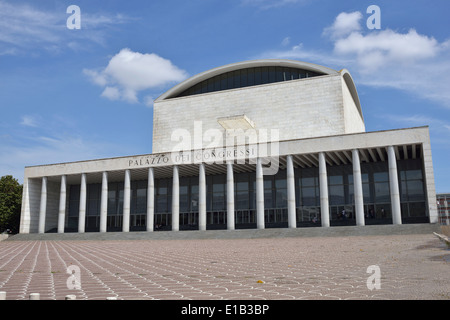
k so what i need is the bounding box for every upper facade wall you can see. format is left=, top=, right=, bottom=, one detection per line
left=153, top=71, right=365, bottom=154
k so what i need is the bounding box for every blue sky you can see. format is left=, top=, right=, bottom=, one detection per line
left=0, top=0, right=449, bottom=193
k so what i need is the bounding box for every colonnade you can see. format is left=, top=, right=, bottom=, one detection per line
left=37, top=147, right=403, bottom=234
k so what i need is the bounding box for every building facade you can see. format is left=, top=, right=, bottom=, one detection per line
left=437, top=194, right=450, bottom=225
left=19, top=60, right=438, bottom=234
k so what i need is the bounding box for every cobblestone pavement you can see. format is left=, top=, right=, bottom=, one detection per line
left=0, top=234, right=448, bottom=300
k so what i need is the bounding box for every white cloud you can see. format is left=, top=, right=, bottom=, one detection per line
left=84, top=48, right=188, bottom=104
left=259, top=10, right=450, bottom=108
left=0, top=1, right=133, bottom=55
left=255, top=42, right=352, bottom=66
left=375, top=113, right=450, bottom=147
left=331, top=27, right=450, bottom=107
left=1, top=114, right=139, bottom=183
left=82, top=69, right=108, bottom=87
left=281, top=37, right=290, bottom=46
left=0, top=134, right=118, bottom=183
left=20, top=115, right=39, bottom=127
left=333, top=28, right=441, bottom=73
left=101, top=86, right=121, bottom=101
left=322, top=11, right=363, bottom=39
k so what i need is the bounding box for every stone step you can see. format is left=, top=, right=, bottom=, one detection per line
left=6, top=223, right=441, bottom=242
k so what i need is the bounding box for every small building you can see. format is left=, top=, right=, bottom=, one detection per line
left=19, top=59, right=438, bottom=234
left=437, top=193, right=450, bottom=225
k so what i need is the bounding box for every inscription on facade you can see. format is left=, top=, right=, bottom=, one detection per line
left=128, top=154, right=170, bottom=167
left=127, top=146, right=258, bottom=168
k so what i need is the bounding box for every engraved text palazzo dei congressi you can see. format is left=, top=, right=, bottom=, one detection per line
left=127, top=145, right=261, bottom=168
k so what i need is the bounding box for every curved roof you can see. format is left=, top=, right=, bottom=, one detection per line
left=154, top=59, right=362, bottom=119
left=155, top=59, right=338, bottom=102
left=339, top=68, right=363, bottom=119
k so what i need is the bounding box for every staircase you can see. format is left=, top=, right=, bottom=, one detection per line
left=6, top=223, right=441, bottom=241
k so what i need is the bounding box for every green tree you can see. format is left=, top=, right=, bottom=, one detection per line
left=0, top=175, right=23, bottom=234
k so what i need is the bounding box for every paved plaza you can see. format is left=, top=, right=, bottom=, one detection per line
left=0, top=231, right=449, bottom=301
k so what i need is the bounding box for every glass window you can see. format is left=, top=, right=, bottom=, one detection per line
left=220, top=74, right=227, bottom=90
left=275, top=178, right=287, bottom=189
left=329, top=175, right=343, bottom=185
left=240, top=68, right=247, bottom=87
left=175, top=66, right=325, bottom=98
left=247, top=68, right=255, bottom=86
left=301, top=187, right=317, bottom=206
left=275, top=189, right=287, bottom=208
left=212, top=192, right=225, bottom=210
left=107, top=189, right=117, bottom=215
left=227, top=72, right=234, bottom=89
left=374, top=172, right=389, bottom=182
left=261, top=67, right=269, bottom=84
left=275, top=67, right=284, bottom=82
left=254, top=67, right=262, bottom=85
left=68, top=185, right=80, bottom=217
left=268, top=67, right=276, bottom=82
left=236, top=181, right=248, bottom=191
left=301, top=177, right=316, bottom=187
left=329, top=185, right=345, bottom=205
left=236, top=191, right=249, bottom=209
left=87, top=184, right=100, bottom=216
left=201, top=80, right=207, bottom=93
left=362, top=173, right=369, bottom=183
left=233, top=70, right=240, bottom=88
left=406, top=180, right=425, bottom=201
left=374, top=182, right=390, bottom=203
left=284, top=68, right=291, bottom=81
left=363, top=183, right=371, bottom=202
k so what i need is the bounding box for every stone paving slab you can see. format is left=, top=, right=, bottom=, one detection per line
left=0, top=233, right=449, bottom=301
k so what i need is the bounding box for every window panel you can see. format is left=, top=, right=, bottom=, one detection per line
left=174, top=67, right=325, bottom=98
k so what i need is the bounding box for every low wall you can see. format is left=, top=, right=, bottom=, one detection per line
left=0, top=234, right=10, bottom=241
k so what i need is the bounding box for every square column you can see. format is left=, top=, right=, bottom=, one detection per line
left=99, top=172, right=108, bottom=233
left=38, top=177, right=47, bottom=234
left=147, top=168, right=154, bottom=232
left=78, top=173, right=87, bottom=233
left=123, top=170, right=131, bottom=232
left=172, top=165, right=179, bottom=231
left=57, top=175, right=67, bottom=233
left=387, top=146, right=402, bottom=224
left=256, top=158, right=265, bottom=229
left=198, top=163, right=206, bottom=231
left=319, top=152, right=330, bottom=227
left=227, top=161, right=235, bottom=230
left=352, top=150, right=365, bottom=226
left=286, top=155, right=296, bottom=228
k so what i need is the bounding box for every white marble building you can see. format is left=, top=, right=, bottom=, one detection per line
left=19, top=60, right=438, bottom=234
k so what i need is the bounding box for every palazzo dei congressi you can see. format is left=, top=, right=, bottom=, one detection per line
left=20, top=59, right=438, bottom=234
